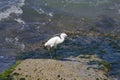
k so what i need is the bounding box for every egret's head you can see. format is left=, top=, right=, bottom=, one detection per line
left=60, top=33, right=67, bottom=38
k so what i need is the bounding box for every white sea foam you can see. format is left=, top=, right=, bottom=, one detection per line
left=48, top=12, right=53, bottom=17
left=17, top=0, right=25, bottom=7
left=5, top=37, right=14, bottom=43
left=0, top=56, right=4, bottom=59
left=14, top=18, right=25, bottom=24
left=44, top=3, right=48, bottom=6
left=0, top=0, right=25, bottom=21
left=19, top=43, right=25, bottom=51
left=39, top=8, right=53, bottom=17
left=39, top=8, right=45, bottom=14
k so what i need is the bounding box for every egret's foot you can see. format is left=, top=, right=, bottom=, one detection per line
left=53, top=52, right=57, bottom=59
left=49, top=52, right=52, bottom=59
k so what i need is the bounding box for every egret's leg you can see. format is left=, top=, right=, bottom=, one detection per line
left=53, top=47, right=57, bottom=58
left=48, top=47, right=53, bottom=59
left=49, top=52, right=52, bottom=59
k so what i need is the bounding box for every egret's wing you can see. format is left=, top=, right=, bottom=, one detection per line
left=44, top=33, right=61, bottom=47
left=44, top=36, right=59, bottom=47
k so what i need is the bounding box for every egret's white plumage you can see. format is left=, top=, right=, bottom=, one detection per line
left=44, top=33, right=67, bottom=48
left=44, top=33, right=67, bottom=58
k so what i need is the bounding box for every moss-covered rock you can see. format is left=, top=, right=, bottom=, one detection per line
left=0, top=61, right=21, bottom=80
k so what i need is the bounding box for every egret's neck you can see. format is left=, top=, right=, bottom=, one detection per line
left=60, top=35, right=65, bottom=41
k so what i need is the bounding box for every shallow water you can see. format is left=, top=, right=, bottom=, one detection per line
left=0, top=0, right=120, bottom=79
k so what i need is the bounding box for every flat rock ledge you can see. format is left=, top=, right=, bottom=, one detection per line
left=12, top=59, right=110, bottom=80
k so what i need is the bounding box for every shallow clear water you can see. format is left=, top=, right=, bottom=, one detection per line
left=0, top=0, right=120, bottom=79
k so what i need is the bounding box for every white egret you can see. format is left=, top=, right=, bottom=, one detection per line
left=44, top=33, right=67, bottom=58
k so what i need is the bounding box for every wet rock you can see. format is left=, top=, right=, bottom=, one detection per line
left=95, top=16, right=117, bottom=33
left=96, top=16, right=116, bottom=28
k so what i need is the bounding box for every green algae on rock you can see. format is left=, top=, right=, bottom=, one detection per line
left=0, top=61, right=21, bottom=80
